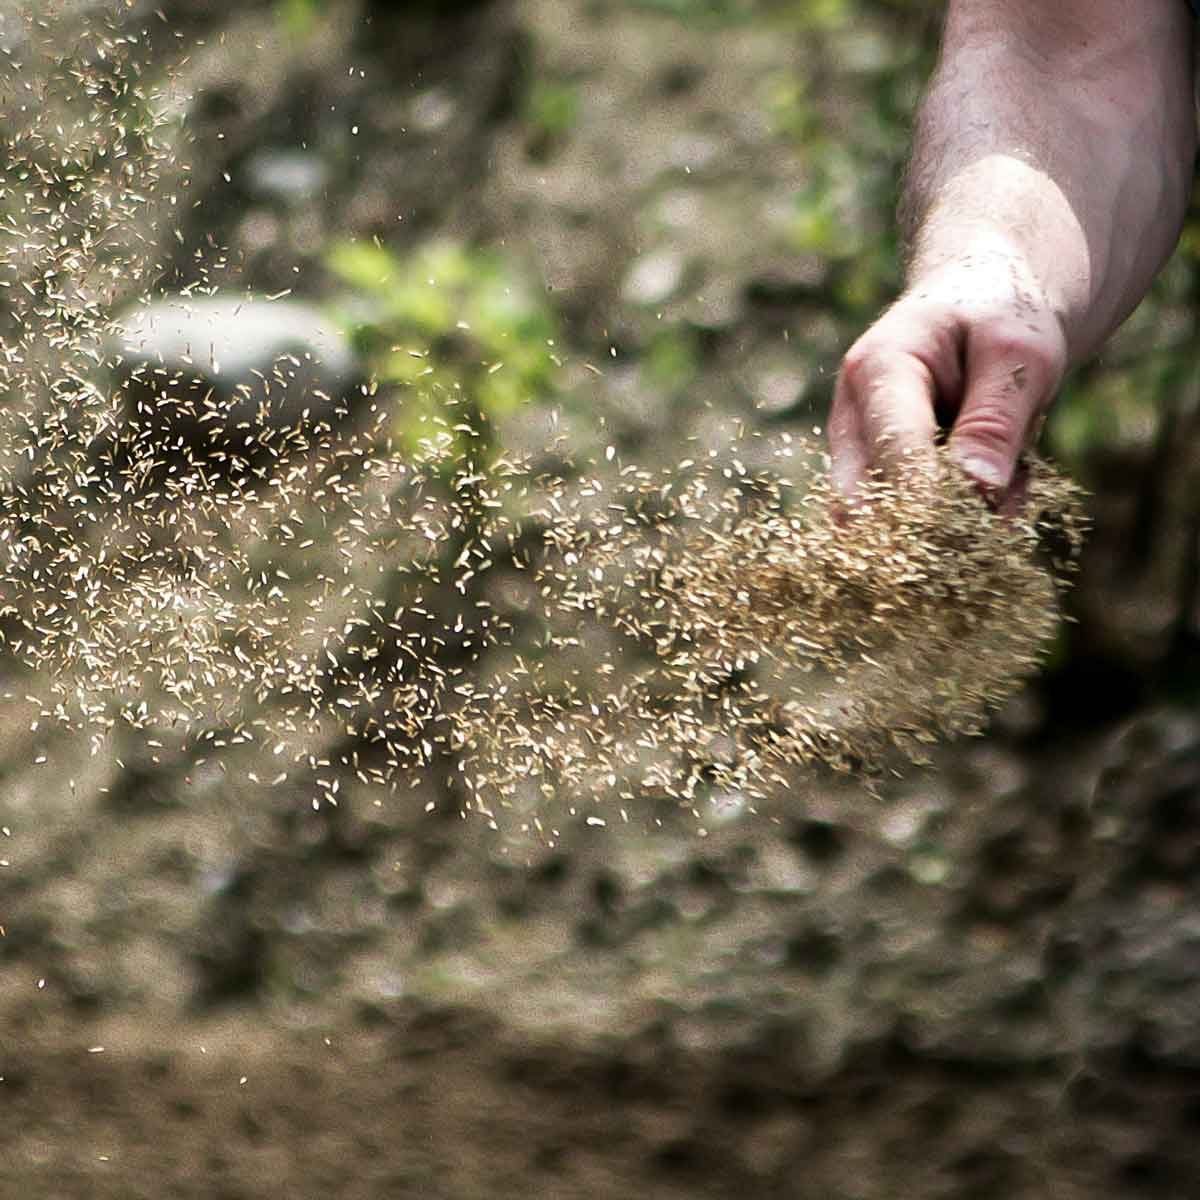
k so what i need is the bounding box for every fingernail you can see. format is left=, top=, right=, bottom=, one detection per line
left=952, top=454, right=1010, bottom=492
left=830, top=459, right=861, bottom=501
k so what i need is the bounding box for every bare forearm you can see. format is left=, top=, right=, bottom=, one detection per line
left=831, top=1, right=1197, bottom=502
left=902, top=0, right=1196, bottom=364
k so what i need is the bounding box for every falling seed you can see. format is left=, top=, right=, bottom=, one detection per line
left=0, top=6, right=1084, bottom=844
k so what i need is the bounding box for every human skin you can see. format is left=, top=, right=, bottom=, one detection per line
left=829, top=0, right=1197, bottom=505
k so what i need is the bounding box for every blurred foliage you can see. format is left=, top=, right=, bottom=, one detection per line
left=1047, top=191, right=1200, bottom=478
left=276, top=0, right=324, bottom=37
left=642, top=328, right=701, bottom=396
left=328, top=237, right=562, bottom=454
left=524, top=78, right=580, bottom=161
left=628, top=0, right=856, bottom=25
left=769, top=14, right=932, bottom=321
left=629, top=0, right=760, bottom=19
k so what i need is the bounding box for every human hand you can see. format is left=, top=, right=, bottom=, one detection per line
left=829, top=257, right=1069, bottom=507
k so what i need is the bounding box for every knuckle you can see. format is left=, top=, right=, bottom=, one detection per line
left=838, top=341, right=878, bottom=392
left=953, top=403, right=1022, bottom=456
left=974, top=323, right=1066, bottom=381
left=840, top=341, right=908, bottom=407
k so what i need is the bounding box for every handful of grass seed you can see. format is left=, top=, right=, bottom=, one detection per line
left=453, top=452, right=1086, bottom=815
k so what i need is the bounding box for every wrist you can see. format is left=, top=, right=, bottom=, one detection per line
left=905, top=198, right=1090, bottom=363
left=904, top=234, right=1069, bottom=336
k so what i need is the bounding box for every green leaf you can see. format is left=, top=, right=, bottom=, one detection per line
left=276, top=0, right=322, bottom=38
left=327, top=240, right=400, bottom=294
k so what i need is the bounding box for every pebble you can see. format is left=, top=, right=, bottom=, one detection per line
left=620, top=249, right=685, bottom=307
left=110, top=294, right=362, bottom=453
left=243, top=149, right=329, bottom=206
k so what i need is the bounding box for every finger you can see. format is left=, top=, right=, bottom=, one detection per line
left=840, top=344, right=940, bottom=487
left=828, top=369, right=870, bottom=500
left=948, top=322, right=1065, bottom=499
left=996, top=457, right=1030, bottom=517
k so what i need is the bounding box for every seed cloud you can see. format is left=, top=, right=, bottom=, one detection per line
left=0, top=3, right=1086, bottom=837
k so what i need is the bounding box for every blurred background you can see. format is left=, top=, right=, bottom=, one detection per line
left=3, top=0, right=1200, bottom=1196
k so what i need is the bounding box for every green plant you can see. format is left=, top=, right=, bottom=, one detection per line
left=276, top=0, right=324, bottom=37
left=327, top=237, right=563, bottom=454
left=524, top=79, right=580, bottom=160
left=628, top=0, right=759, bottom=22
left=641, top=328, right=701, bottom=396
left=756, top=12, right=933, bottom=326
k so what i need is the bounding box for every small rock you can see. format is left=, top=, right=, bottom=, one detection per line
left=109, top=294, right=362, bottom=458
left=964, top=745, right=1029, bottom=801
left=656, top=188, right=702, bottom=231
left=621, top=249, right=685, bottom=307
left=707, top=790, right=748, bottom=826
left=908, top=848, right=952, bottom=887
left=749, top=366, right=808, bottom=416
left=409, top=88, right=457, bottom=134
left=243, top=149, right=329, bottom=206
left=879, top=805, right=926, bottom=850
left=667, top=132, right=721, bottom=172
left=746, top=843, right=816, bottom=896
left=678, top=273, right=740, bottom=331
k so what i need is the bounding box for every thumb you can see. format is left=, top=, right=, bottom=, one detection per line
left=948, top=323, right=1066, bottom=496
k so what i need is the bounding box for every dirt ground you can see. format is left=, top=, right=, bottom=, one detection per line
left=3, top=1009, right=1184, bottom=1200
